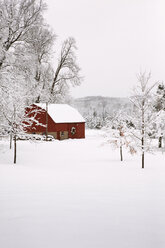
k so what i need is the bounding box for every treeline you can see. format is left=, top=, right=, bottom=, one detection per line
left=87, top=72, right=165, bottom=169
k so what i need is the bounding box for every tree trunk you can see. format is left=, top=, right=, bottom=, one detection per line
left=46, top=102, right=48, bottom=141
left=36, top=95, right=40, bottom=103
left=142, top=150, right=144, bottom=169
left=14, top=135, right=17, bottom=164
left=10, top=133, right=12, bottom=149
left=0, top=55, right=6, bottom=70
left=51, top=65, right=61, bottom=94
left=158, top=136, right=162, bottom=148
left=120, top=145, right=123, bottom=161
left=141, top=99, right=145, bottom=169
left=36, top=81, right=45, bottom=103
left=141, top=137, right=144, bottom=169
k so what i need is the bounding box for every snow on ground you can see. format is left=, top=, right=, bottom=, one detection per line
left=0, top=130, right=165, bottom=248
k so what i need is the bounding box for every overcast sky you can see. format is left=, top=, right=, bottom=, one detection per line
left=44, top=0, right=165, bottom=98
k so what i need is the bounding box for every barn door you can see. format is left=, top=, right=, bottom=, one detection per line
left=60, top=131, right=68, bottom=140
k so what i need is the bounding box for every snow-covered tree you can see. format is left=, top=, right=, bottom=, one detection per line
left=0, top=79, right=40, bottom=164
left=24, top=25, right=56, bottom=103
left=103, top=111, right=137, bottom=162
left=153, top=110, right=165, bottom=149
left=85, top=110, right=103, bottom=129
left=154, top=83, right=165, bottom=148
left=0, top=43, right=40, bottom=163
left=154, top=83, right=165, bottom=111
left=129, top=72, right=158, bottom=169
left=0, top=0, right=46, bottom=70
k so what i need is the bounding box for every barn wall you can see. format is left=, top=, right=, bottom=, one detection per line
left=54, top=123, right=68, bottom=140
left=26, top=105, right=57, bottom=134
left=68, top=123, right=85, bottom=139
left=47, top=132, right=57, bottom=139
left=53, top=123, right=85, bottom=140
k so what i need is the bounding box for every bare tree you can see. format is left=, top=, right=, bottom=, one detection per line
left=103, top=111, right=137, bottom=162
left=50, top=37, right=82, bottom=99
left=129, top=72, right=158, bottom=169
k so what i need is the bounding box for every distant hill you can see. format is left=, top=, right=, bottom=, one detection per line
left=71, top=96, right=132, bottom=118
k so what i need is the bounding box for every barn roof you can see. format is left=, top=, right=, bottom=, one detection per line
left=35, top=103, right=85, bottom=123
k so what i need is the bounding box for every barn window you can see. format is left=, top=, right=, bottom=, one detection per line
left=71, top=127, right=76, bottom=135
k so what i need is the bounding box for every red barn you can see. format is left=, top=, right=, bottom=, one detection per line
left=25, top=103, right=85, bottom=140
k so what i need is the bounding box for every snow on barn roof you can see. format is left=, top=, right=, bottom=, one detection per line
left=35, top=103, right=85, bottom=123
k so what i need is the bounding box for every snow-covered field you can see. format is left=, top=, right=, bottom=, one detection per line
left=0, top=130, right=165, bottom=248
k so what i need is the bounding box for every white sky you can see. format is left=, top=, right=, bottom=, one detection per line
left=44, top=0, right=165, bottom=98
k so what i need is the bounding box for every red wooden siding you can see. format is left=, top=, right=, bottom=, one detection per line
left=68, top=123, right=85, bottom=139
